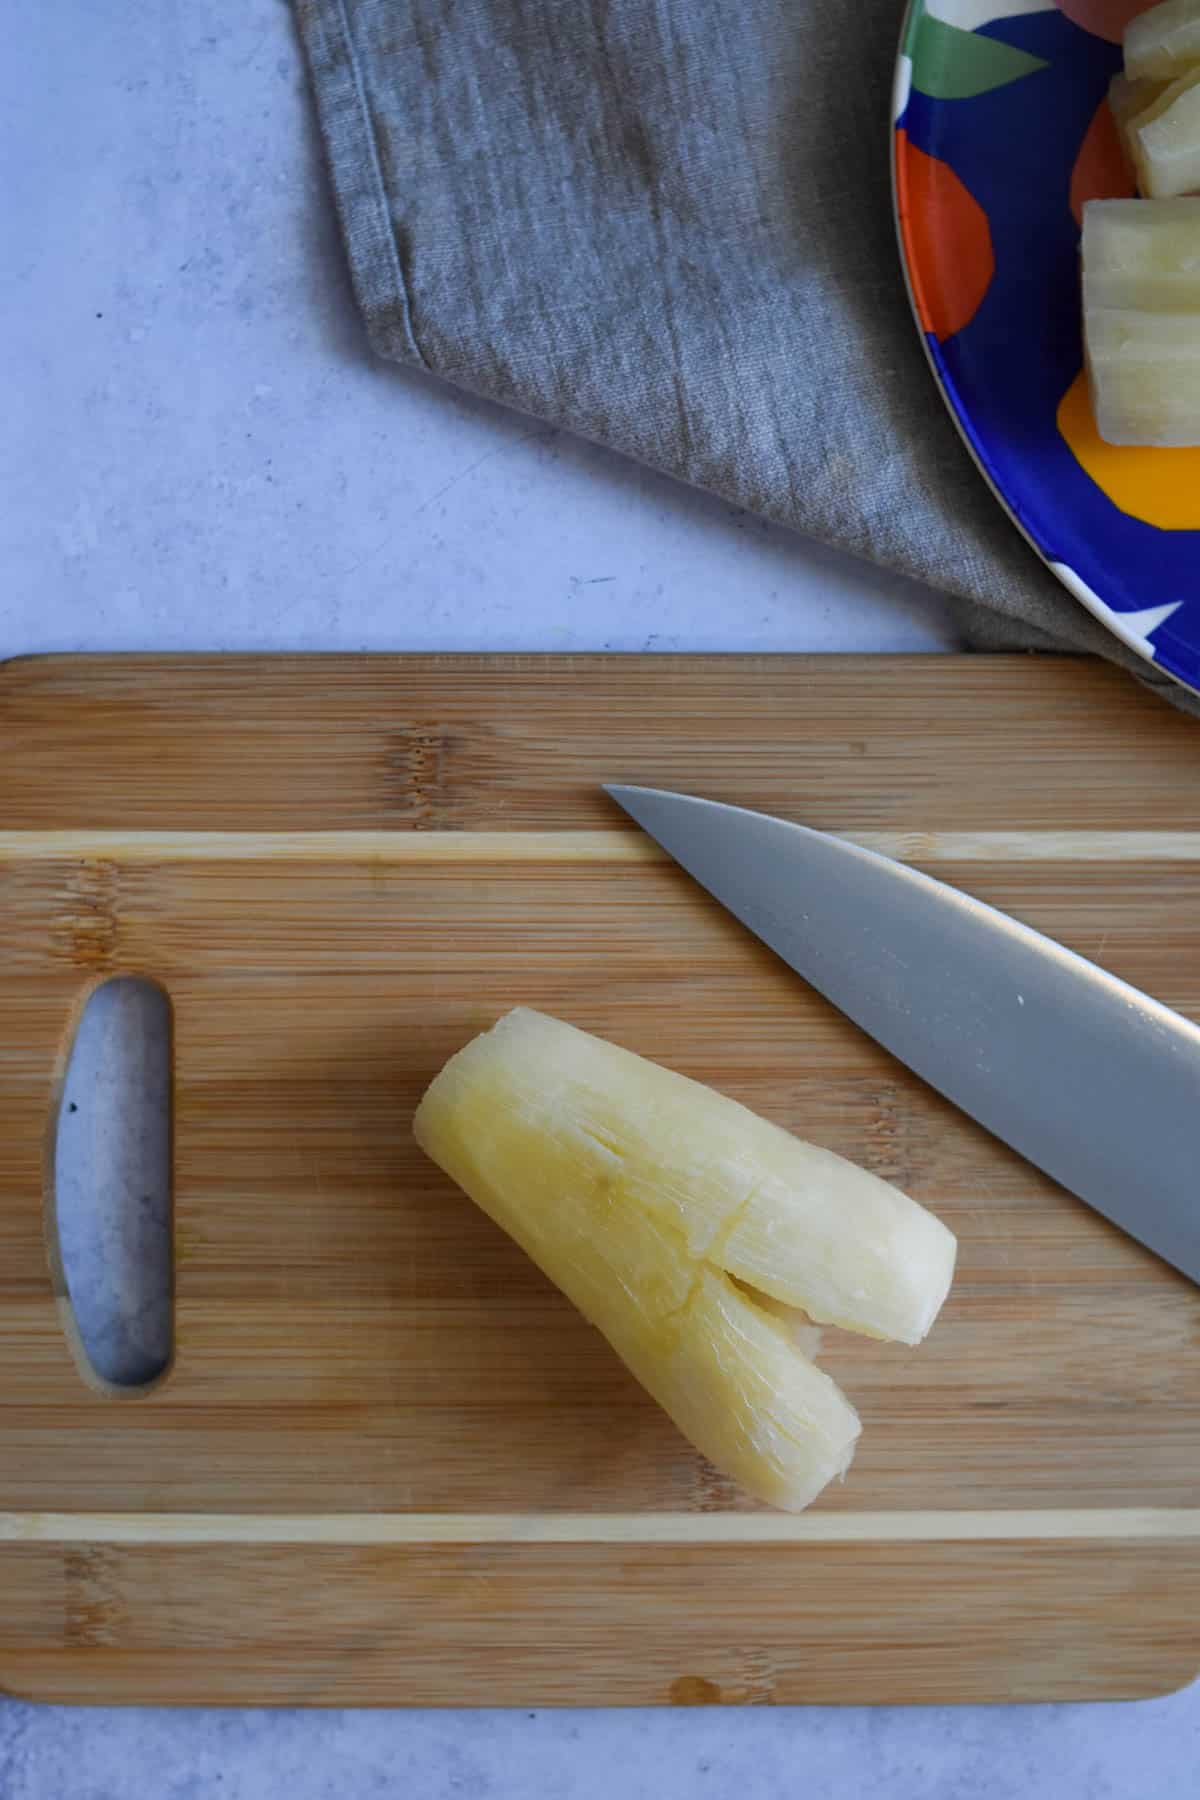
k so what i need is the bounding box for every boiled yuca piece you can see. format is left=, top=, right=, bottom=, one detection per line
left=662, top=1267, right=860, bottom=1512
left=1108, top=72, right=1172, bottom=165
left=1083, top=199, right=1200, bottom=443
left=1125, top=0, right=1200, bottom=83
left=414, top=1008, right=958, bottom=1511
left=419, top=1008, right=957, bottom=1346
left=1082, top=196, right=1200, bottom=310
left=1129, top=66, right=1200, bottom=196
left=1085, top=302, right=1200, bottom=444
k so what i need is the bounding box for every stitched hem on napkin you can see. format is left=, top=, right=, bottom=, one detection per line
left=297, top=0, right=426, bottom=368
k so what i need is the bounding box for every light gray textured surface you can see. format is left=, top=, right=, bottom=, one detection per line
left=0, top=0, right=960, bottom=664
left=2, top=1, right=1197, bottom=1794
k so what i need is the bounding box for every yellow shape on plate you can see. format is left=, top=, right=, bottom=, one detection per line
left=1059, top=366, right=1200, bottom=523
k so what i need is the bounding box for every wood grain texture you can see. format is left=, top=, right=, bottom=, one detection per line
left=1, top=653, right=1199, bottom=1707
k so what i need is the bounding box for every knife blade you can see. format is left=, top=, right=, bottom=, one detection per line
left=605, top=784, right=1200, bottom=1285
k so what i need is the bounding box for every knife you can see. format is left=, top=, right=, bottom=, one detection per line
left=605, top=784, right=1200, bottom=1286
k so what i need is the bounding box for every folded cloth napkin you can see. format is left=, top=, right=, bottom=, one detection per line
left=294, top=0, right=1187, bottom=703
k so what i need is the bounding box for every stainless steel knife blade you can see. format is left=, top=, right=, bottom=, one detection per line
left=605, top=784, right=1200, bottom=1285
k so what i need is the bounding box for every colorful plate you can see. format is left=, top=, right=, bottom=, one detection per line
left=893, top=0, right=1200, bottom=694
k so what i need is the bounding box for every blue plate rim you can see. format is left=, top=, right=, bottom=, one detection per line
left=889, top=0, right=1200, bottom=699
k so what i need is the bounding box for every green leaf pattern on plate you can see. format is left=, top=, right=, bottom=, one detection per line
left=904, top=1, right=1050, bottom=98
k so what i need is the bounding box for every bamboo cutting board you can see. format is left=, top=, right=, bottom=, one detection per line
left=2, top=653, right=1200, bottom=1708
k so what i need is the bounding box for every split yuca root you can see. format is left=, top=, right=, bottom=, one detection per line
left=414, top=1008, right=957, bottom=1513
left=1085, top=2, right=1200, bottom=443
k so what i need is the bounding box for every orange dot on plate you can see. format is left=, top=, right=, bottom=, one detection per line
left=895, top=130, right=994, bottom=344
left=1058, top=368, right=1200, bottom=530
left=1056, top=1, right=1160, bottom=45
left=1070, top=97, right=1135, bottom=225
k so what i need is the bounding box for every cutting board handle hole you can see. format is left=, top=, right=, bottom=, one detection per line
left=49, top=977, right=174, bottom=1395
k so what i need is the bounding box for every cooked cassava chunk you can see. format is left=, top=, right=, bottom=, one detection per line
left=1125, top=0, right=1200, bottom=84
left=1084, top=199, right=1200, bottom=444
left=414, top=1008, right=956, bottom=1511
